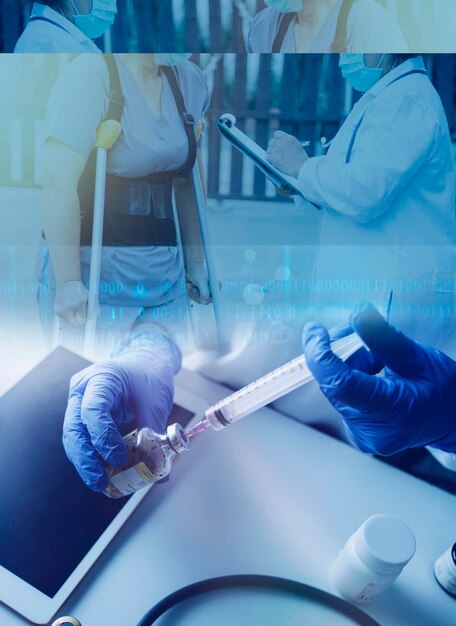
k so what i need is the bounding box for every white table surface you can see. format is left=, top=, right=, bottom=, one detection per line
left=1, top=369, right=455, bottom=626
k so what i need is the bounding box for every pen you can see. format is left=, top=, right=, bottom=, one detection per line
left=386, top=289, right=394, bottom=324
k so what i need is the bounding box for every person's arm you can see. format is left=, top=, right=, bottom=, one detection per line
left=268, top=89, right=435, bottom=222
left=63, top=329, right=182, bottom=491
left=41, top=54, right=108, bottom=323
left=42, top=138, right=90, bottom=324
left=173, top=150, right=211, bottom=305
left=302, top=304, right=456, bottom=455
left=299, top=90, right=435, bottom=221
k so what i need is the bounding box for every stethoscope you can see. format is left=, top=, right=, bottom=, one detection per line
left=320, top=69, right=428, bottom=165
left=136, top=575, right=382, bottom=625
left=50, top=574, right=381, bottom=626
left=51, top=576, right=381, bottom=626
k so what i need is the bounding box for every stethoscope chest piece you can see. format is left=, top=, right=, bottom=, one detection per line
left=51, top=618, right=81, bottom=626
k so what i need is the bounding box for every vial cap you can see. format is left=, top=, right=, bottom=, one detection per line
left=354, top=515, right=416, bottom=574
left=166, top=423, right=190, bottom=454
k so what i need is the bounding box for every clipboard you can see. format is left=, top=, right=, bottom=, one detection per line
left=217, top=114, right=304, bottom=197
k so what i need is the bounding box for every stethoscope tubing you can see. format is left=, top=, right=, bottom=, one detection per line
left=136, top=574, right=382, bottom=626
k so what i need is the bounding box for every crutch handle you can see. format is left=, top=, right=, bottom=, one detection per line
left=95, top=119, right=122, bottom=150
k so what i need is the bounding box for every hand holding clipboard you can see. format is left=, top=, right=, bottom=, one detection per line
left=217, top=114, right=305, bottom=198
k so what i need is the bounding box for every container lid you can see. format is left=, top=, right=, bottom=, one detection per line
left=354, top=515, right=416, bottom=573
left=167, top=423, right=190, bottom=454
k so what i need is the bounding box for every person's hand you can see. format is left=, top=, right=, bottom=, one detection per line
left=54, top=280, right=88, bottom=325
left=302, top=304, right=456, bottom=456
left=63, top=333, right=182, bottom=492
left=186, top=259, right=212, bottom=305
left=266, top=131, right=309, bottom=178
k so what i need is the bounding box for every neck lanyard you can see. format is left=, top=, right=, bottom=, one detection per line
left=345, top=69, right=427, bottom=164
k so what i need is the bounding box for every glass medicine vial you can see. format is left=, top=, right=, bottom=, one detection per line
left=330, top=514, right=416, bottom=603
left=434, top=543, right=456, bottom=597
left=103, top=423, right=189, bottom=499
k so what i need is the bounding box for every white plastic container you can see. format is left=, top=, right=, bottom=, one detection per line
left=434, top=543, right=456, bottom=597
left=330, top=514, right=416, bottom=603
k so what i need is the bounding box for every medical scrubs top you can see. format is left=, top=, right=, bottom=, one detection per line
left=247, top=0, right=407, bottom=53
left=42, top=56, right=209, bottom=307
left=14, top=3, right=100, bottom=53
left=295, top=57, right=456, bottom=347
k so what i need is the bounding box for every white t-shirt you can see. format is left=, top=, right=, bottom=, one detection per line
left=247, top=0, right=408, bottom=53
left=43, top=55, right=209, bottom=177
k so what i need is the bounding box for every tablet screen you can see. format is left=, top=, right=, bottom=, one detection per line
left=0, top=348, right=194, bottom=599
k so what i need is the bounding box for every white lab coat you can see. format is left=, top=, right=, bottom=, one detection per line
left=14, top=3, right=100, bottom=53
left=296, top=57, right=456, bottom=349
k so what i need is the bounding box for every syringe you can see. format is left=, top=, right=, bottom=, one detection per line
left=184, top=332, right=364, bottom=439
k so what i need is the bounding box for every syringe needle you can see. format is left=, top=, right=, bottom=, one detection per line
left=184, top=420, right=208, bottom=440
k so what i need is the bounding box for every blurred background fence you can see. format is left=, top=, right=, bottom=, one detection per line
left=0, top=53, right=454, bottom=202
left=1, top=0, right=456, bottom=53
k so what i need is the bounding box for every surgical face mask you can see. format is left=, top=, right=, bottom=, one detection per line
left=154, top=54, right=192, bottom=67
left=339, top=54, right=386, bottom=93
left=71, top=0, right=117, bottom=40
left=264, top=0, right=303, bottom=12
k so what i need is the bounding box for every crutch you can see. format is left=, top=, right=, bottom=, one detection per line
left=190, top=159, right=226, bottom=350
left=83, top=119, right=122, bottom=358
left=51, top=120, right=121, bottom=357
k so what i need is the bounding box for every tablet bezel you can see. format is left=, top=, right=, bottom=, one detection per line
left=0, top=386, right=207, bottom=624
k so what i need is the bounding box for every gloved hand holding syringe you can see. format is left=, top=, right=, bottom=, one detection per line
left=65, top=297, right=400, bottom=499
left=99, top=329, right=365, bottom=498
left=182, top=280, right=397, bottom=442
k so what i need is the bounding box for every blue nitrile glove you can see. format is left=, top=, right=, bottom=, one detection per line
left=302, top=304, right=456, bottom=456
left=63, top=330, right=182, bottom=492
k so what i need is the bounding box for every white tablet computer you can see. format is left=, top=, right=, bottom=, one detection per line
left=0, top=348, right=202, bottom=625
